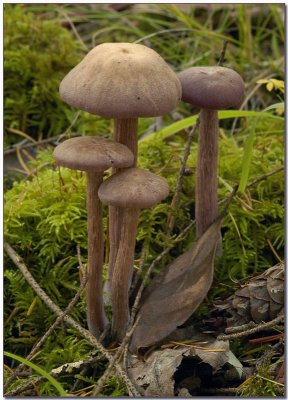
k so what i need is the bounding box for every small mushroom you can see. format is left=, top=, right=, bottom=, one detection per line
left=59, top=42, right=182, bottom=295
left=98, top=168, right=169, bottom=341
left=178, top=66, right=245, bottom=237
left=53, top=136, right=134, bottom=337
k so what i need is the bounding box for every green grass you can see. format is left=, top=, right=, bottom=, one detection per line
left=4, top=351, right=68, bottom=396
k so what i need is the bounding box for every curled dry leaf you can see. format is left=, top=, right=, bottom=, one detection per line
left=129, top=217, right=222, bottom=353
left=127, top=332, right=243, bottom=397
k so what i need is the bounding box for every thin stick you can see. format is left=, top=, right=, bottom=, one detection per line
left=92, top=316, right=140, bottom=396
left=4, top=265, right=88, bottom=391
left=218, top=39, right=229, bottom=66
left=246, top=166, right=284, bottom=188
left=131, top=220, right=196, bottom=322
left=218, top=166, right=284, bottom=207
left=225, top=321, right=257, bottom=334
left=130, top=239, right=148, bottom=294
left=167, top=119, right=199, bottom=235
left=5, top=353, right=105, bottom=397
left=4, top=128, right=80, bottom=156
left=217, top=314, right=284, bottom=341
left=4, top=242, right=139, bottom=397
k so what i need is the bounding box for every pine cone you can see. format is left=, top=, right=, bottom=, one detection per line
left=218, top=262, right=284, bottom=326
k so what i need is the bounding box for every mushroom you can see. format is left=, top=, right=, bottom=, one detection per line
left=53, top=136, right=134, bottom=337
left=59, top=42, right=181, bottom=157
left=98, top=167, right=169, bottom=341
left=59, top=42, right=181, bottom=297
left=178, top=66, right=245, bottom=237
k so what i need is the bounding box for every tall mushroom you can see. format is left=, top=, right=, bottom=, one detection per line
left=53, top=136, right=134, bottom=337
left=59, top=42, right=181, bottom=297
left=178, top=66, right=245, bottom=237
left=98, top=167, right=169, bottom=341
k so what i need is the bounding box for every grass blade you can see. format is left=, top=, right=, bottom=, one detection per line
left=238, top=120, right=256, bottom=193
left=4, top=351, right=67, bottom=396
left=238, top=106, right=283, bottom=193
left=139, top=110, right=283, bottom=143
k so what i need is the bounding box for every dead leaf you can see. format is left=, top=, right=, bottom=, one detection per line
left=127, top=332, right=243, bottom=396
left=130, top=217, right=222, bottom=353
left=128, top=348, right=186, bottom=396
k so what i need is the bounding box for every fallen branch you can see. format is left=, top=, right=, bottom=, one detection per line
left=217, top=314, right=284, bottom=341
left=4, top=242, right=140, bottom=397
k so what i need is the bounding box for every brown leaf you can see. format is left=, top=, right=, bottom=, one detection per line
left=130, top=218, right=222, bottom=353
left=127, top=332, right=243, bottom=396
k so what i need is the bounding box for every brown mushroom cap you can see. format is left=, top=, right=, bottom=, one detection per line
left=178, top=66, right=245, bottom=110
left=59, top=42, right=181, bottom=118
left=98, top=168, right=169, bottom=208
left=53, top=136, right=134, bottom=171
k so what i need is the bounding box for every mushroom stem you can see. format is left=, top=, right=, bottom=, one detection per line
left=107, top=118, right=138, bottom=296
left=111, top=207, right=140, bottom=341
left=114, top=118, right=138, bottom=163
left=86, top=171, right=108, bottom=337
left=196, top=108, right=218, bottom=237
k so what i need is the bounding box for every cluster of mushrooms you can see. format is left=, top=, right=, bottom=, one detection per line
left=53, top=43, right=244, bottom=343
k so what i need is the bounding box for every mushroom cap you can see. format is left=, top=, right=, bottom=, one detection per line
left=98, top=168, right=169, bottom=208
left=178, top=66, right=245, bottom=110
left=53, top=136, right=134, bottom=171
left=59, top=42, right=181, bottom=118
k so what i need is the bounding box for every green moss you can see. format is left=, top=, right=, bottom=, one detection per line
left=4, top=4, right=83, bottom=146
left=238, top=363, right=284, bottom=397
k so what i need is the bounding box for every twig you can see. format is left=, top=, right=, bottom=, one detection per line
left=225, top=321, right=256, bottom=334
left=130, top=239, right=148, bottom=294
left=4, top=116, right=81, bottom=156
left=57, top=10, right=88, bottom=50
left=6, top=353, right=104, bottom=397
left=92, top=316, right=140, bottom=396
left=70, top=365, right=90, bottom=392
left=218, top=166, right=284, bottom=207
left=4, top=264, right=88, bottom=392
left=167, top=120, right=199, bottom=235
left=200, top=387, right=239, bottom=395
left=248, top=333, right=284, bottom=344
left=5, top=137, right=53, bottom=156
left=4, top=242, right=139, bottom=397
left=217, top=314, right=284, bottom=341
left=246, top=166, right=284, bottom=188
left=131, top=219, right=196, bottom=322
left=218, top=39, right=229, bottom=66
left=4, top=136, right=59, bottom=156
